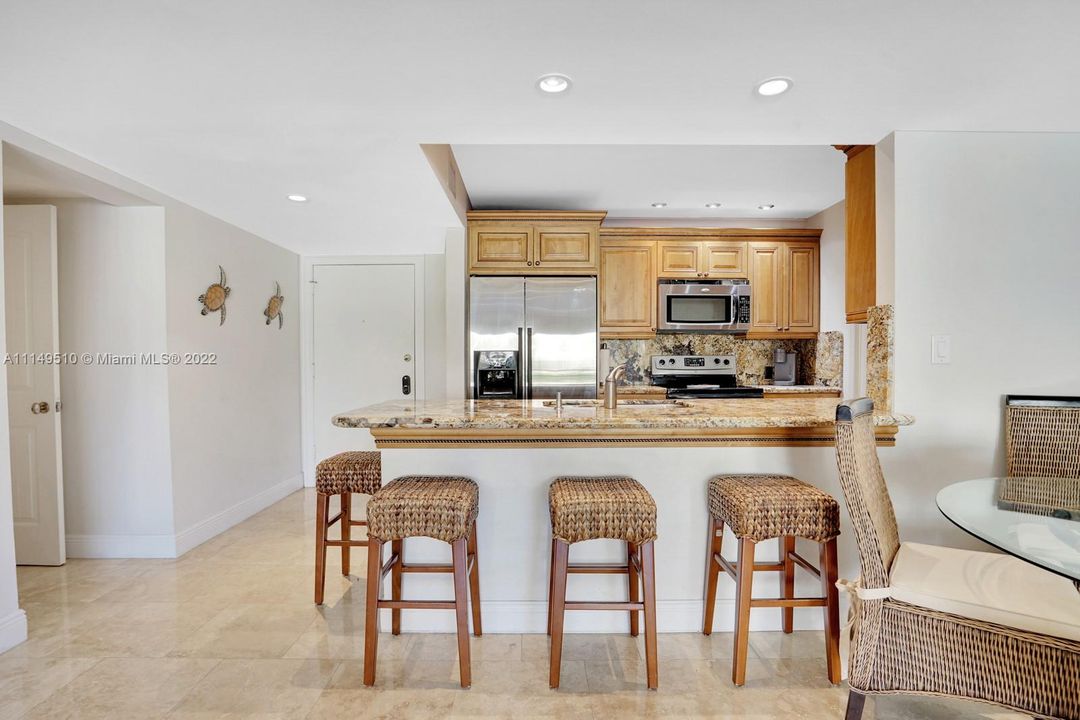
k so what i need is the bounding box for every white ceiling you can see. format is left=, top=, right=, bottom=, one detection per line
left=453, top=145, right=844, bottom=219
left=2, top=1, right=1079, bottom=254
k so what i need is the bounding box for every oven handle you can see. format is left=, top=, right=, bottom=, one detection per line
left=525, top=327, right=534, bottom=399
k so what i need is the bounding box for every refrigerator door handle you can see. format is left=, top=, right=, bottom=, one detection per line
left=525, top=327, right=534, bottom=399
left=516, top=326, right=525, bottom=399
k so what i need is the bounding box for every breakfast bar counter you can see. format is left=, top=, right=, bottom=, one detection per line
left=333, top=397, right=912, bottom=448
left=332, top=397, right=912, bottom=635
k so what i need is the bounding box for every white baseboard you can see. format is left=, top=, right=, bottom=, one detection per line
left=0, top=609, right=28, bottom=653
left=66, top=533, right=177, bottom=558
left=380, top=598, right=827, bottom=634
left=174, top=473, right=303, bottom=556
left=65, top=474, right=303, bottom=559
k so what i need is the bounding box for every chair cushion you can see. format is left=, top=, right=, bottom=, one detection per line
left=316, top=451, right=381, bottom=495
left=888, top=542, right=1080, bottom=642
left=549, top=476, right=657, bottom=544
left=708, top=474, right=840, bottom=542
left=366, top=476, right=478, bottom=543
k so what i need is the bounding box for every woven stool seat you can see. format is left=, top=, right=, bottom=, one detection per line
left=708, top=474, right=840, bottom=543
left=549, top=476, right=657, bottom=544
left=316, top=451, right=382, bottom=495
left=367, top=476, right=479, bottom=543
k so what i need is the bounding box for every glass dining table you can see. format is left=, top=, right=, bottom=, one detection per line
left=936, top=477, right=1080, bottom=582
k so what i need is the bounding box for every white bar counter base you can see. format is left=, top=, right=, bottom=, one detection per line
left=334, top=398, right=912, bottom=634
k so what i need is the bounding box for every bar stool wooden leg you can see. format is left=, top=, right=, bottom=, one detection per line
left=391, top=539, right=403, bottom=635
left=640, top=540, right=658, bottom=690
left=468, top=521, right=483, bottom=637
left=363, top=539, right=383, bottom=686
left=546, top=539, right=556, bottom=636
left=702, top=516, right=723, bottom=635
left=732, top=537, right=756, bottom=686
left=548, top=539, right=569, bottom=689
left=341, top=493, right=352, bottom=576
left=451, top=537, right=472, bottom=688
left=782, top=535, right=796, bottom=634
left=820, top=537, right=842, bottom=684
left=627, top=541, right=639, bottom=637
left=314, top=493, right=329, bottom=605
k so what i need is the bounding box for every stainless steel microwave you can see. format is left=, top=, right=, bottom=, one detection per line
left=657, top=280, right=751, bottom=333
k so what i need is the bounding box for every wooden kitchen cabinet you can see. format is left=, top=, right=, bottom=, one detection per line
left=467, top=211, right=605, bottom=275
left=599, top=240, right=657, bottom=338
left=839, top=145, right=876, bottom=323
left=657, top=240, right=747, bottom=278
left=747, top=239, right=820, bottom=338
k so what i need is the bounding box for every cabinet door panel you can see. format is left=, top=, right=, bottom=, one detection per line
left=658, top=243, right=701, bottom=277
left=599, top=242, right=656, bottom=336
left=786, top=243, right=819, bottom=333
left=471, top=225, right=531, bottom=270
left=702, top=241, right=748, bottom=278
left=535, top=226, right=595, bottom=268
left=748, top=242, right=783, bottom=334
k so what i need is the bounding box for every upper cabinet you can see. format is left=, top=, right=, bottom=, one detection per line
left=599, top=240, right=657, bottom=338
left=468, top=211, right=606, bottom=275
left=747, top=238, right=820, bottom=339
left=657, top=239, right=747, bottom=278
left=837, top=145, right=876, bottom=323
left=599, top=228, right=820, bottom=340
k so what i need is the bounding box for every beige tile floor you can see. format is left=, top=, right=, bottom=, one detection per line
left=1, top=489, right=1025, bottom=719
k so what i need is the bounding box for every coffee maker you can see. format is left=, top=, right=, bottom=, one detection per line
left=473, top=350, right=520, bottom=399
left=773, top=349, right=798, bottom=386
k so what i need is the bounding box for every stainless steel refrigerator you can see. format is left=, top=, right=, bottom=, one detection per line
left=469, top=277, right=597, bottom=399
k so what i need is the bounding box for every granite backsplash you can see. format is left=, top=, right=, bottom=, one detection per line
left=604, top=332, right=843, bottom=388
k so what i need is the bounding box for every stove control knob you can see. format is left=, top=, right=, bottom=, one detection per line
left=713, top=358, right=721, bottom=364
left=723, top=358, right=731, bottom=365
left=669, top=358, right=677, bottom=365
left=658, top=359, right=666, bottom=366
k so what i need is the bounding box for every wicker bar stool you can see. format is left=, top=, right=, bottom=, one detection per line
left=363, top=476, right=481, bottom=688
left=314, top=451, right=382, bottom=605
left=547, top=476, right=658, bottom=690
left=702, top=474, right=842, bottom=687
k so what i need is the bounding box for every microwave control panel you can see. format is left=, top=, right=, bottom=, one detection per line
left=736, top=296, right=752, bottom=324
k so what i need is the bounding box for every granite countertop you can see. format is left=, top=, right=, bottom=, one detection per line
left=333, top=397, right=912, bottom=431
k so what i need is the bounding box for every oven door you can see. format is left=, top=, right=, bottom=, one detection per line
left=658, top=282, right=750, bottom=333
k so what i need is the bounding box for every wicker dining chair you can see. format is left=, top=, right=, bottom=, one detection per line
left=1005, top=395, right=1080, bottom=478
left=834, top=398, right=1080, bottom=720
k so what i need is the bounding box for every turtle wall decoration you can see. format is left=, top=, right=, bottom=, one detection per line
left=264, top=282, right=284, bottom=329
left=197, top=265, right=230, bottom=326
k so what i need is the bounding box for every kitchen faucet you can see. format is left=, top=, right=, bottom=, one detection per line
left=604, top=363, right=627, bottom=409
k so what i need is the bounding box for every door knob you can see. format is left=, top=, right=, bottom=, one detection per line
left=30, top=401, right=50, bottom=414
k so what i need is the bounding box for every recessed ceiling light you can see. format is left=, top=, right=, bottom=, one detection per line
left=651, top=202, right=668, bottom=208
left=704, top=202, right=723, bottom=209
left=536, top=73, right=572, bottom=94
left=287, top=194, right=308, bottom=203
left=758, top=204, right=775, bottom=210
left=756, top=77, right=793, bottom=97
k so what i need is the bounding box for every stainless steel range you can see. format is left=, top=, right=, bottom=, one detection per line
left=649, top=354, right=764, bottom=399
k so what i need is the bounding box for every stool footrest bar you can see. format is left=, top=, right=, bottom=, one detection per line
left=750, top=597, right=827, bottom=608
left=564, top=601, right=645, bottom=611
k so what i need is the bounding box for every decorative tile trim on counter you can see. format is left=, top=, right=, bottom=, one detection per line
left=604, top=333, right=842, bottom=388
left=867, top=304, right=895, bottom=411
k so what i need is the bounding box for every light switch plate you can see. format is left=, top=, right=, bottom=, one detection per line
left=931, top=335, right=951, bottom=365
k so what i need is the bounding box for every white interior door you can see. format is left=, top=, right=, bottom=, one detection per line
left=313, top=263, right=416, bottom=460
left=3, top=206, right=65, bottom=566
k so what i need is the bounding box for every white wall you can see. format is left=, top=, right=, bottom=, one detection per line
left=443, top=227, right=466, bottom=399
left=164, top=203, right=301, bottom=551
left=0, top=145, right=28, bottom=652
left=888, top=131, right=1080, bottom=548
left=53, top=200, right=175, bottom=557
left=807, top=200, right=854, bottom=394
